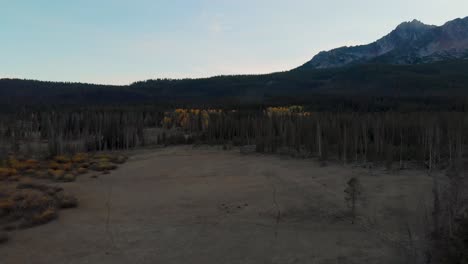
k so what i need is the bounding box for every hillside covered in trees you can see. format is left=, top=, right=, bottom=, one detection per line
left=1, top=59, right=468, bottom=109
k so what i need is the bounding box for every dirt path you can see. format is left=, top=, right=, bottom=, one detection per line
left=0, top=146, right=432, bottom=264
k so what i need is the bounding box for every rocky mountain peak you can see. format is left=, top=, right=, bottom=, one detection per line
left=300, top=16, right=468, bottom=69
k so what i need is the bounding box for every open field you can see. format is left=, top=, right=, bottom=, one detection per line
left=0, top=146, right=433, bottom=264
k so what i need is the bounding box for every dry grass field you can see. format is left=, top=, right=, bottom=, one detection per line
left=0, top=146, right=434, bottom=264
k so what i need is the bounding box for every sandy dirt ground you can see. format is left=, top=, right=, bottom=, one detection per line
left=0, top=146, right=433, bottom=264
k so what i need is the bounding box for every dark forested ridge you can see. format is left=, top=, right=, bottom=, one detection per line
left=1, top=59, right=468, bottom=109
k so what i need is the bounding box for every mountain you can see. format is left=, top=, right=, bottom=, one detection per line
left=301, top=17, right=468, bottom=69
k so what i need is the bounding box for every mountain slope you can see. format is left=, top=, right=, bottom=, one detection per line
left=301, top=17, right=468, bottom=69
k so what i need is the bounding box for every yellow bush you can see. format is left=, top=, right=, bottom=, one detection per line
left=9, top=158, right=39, bottom=171
left=72, top=153, right=89, bottom=163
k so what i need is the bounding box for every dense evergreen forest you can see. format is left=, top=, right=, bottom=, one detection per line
left=2, top=59, right=468, bottom=108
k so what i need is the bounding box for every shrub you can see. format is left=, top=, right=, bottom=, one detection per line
left=25, top=169, right=36, bottom=175
left=16, top=183, right=62, bottom=194
left=77, top=167, right=88, bottom=174
left=1, top=183, right=78, bottom=233
left=0, top=198, right=15, bottom=211
left=53, top=155, right=70, bottom=164
left=9, top=159, right=39, bottom=171
left=71, top=153, right=88, bottom=163
left=33, top=170, right=48, bottom=179
left=48, top=169, right=65, bottom=181
left=0, top=168, right=17, bottom=179
left=61, top=163, right=73, bottom=171
left=94, top=153, right=112, bottom=160
left=111, top=155, right=127, bottom=164
left=48, top=161, right=61, bottom=170
left=7, top=175, right=21, bottom=182
left=62, top=174, right=76, bottom=182
left=56, top=194, right=78, bottom=209
left=90, top=162, right=117, bottom=172
left=27, top=207, right=58, bottom=227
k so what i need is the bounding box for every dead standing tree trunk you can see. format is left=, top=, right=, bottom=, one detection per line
left=344, top=177, right=363, bottom=224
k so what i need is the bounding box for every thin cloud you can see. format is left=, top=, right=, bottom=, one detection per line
left=208, top=14, right=226, bottom=34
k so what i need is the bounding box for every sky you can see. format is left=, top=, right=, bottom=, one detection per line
left=1, top=0, right=468, bottom=85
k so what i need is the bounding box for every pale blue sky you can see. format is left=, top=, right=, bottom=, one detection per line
left=1, top=0, right=467, bottom=84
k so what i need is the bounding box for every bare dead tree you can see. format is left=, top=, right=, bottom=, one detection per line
left=344, top=177, right=364, bottom=224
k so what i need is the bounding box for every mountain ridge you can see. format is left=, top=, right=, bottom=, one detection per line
left=1, top=17, right=468, bottom=107
left=301, top=16, right=468, bottom=69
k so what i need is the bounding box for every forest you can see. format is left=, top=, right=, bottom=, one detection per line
left=2, top=59, right=468, bottom=108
